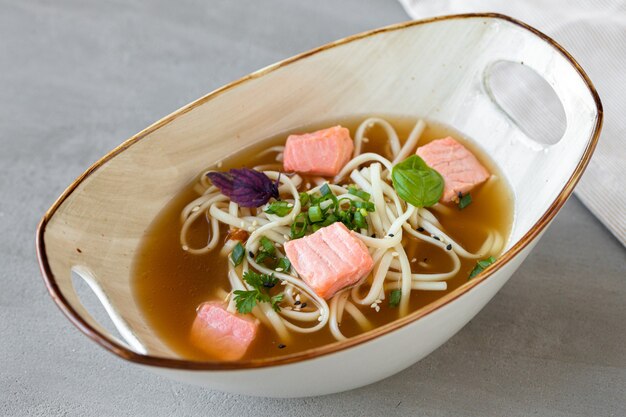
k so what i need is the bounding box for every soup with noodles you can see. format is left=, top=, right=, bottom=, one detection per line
left=132, top=116, right=513, bottom=361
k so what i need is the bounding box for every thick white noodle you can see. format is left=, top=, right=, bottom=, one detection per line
left=392, top=119, right=426, bottom=164
left=180, top=118, right=502, bottom=343
left=353, top=117, right=402, bottom=158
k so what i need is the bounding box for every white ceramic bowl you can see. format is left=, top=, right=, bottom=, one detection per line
left=37, top=13, right=601, bottom=397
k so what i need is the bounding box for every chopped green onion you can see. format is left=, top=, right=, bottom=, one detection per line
left=299, top=192, right=310, bottom=207
left=321, top=213, right=338, bottom=226
left=255, top=251, right=272, bottom=264
left=265, top=200, right=292, bottom=217
left=276, top=257, right=291, bottom=272
left=352, top=201, right=375, bottom=212
left=290, top=213, right=308, bottom=239
left=337, top=197, right=353, bottom=209
left=348, top=187, right=371, bottom=201
left=389, top=289, right=402, bottom=307
left=230, top=242, right=245, bottom=266
left=353, top=210, right=368, bottom=229
left=469, top=256, right=497, bottom=279
left=259, top=236, right=276, bottom=255
left=308, top=205, right=324, bottom=223
left=311, top=223, right=323, bottom=232
left=458, top=192, right=472, bottom=210
left=320, top=183, right=333, bottom=196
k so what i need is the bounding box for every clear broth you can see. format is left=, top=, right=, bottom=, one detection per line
left=132, top=116, right=513, bottom=361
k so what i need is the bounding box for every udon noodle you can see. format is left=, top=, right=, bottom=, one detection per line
left=178, top=118, right=503, bottom=342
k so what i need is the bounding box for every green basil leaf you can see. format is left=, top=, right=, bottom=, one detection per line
left=391, top=155, right=444, bottom=207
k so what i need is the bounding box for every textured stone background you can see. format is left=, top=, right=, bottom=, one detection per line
left=1, top=1, right=624, bottom=416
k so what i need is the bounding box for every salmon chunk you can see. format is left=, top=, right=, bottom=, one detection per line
left=283, top=126, right=354, bottom=176
left=284, top=222, right=373, bottom=299
left=190, top=302, right=259, bottom=361
left=416, top=137, right=490, bottom=203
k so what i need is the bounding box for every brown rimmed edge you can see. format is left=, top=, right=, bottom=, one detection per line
left=36, top=13, right=603, bottom=371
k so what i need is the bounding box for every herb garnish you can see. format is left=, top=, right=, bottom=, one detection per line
left=265, top=200, right=292, bottom=217
left=230, top=242, right=245, bottom=266
left=468, top=256, right=497, bottom=279
left=255, top=236, right=277, bottom=264
left=458, top=192, right=472, bottom=210
left=289, top=183, right=375, bottom=239
left=389, top=289, right=402, bottom=307
left=207, top=168, right=279, bottom=208
left=233, top=271, right=283, bottom=314
left=275, top=257, right=291, bottom=272
left=391, top=155, right=444, bottom=207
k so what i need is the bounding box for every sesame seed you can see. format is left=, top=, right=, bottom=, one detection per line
left=374, top=306, right=380, bottom=312
left=392, top=252, right=399, bottom=257
left=295, top=294, right=301, bottom=302
left=283, top=234, right=290, bottom=240
left=388, top=234, right=394, bottom=238
left=248, top=251, right=254, bottom=257
left=275, top=267, right=283, bottom=272
left=278, top=344, right=286, bottom=349
left=281, top=280, right=287, bottom=286
left=217, top=161, right=223, bottom=168
left=191, top=206, right=200, bottom=212
left=411, top=258, right=417, bottom=263
left=371, top=233, right=377, bottom=238
left=446, top=244, right=452, bottom=251
left=300, top=302, right=307, bottom=308
left=318, top=316, right=323, bottom=322
left=417, top=227, right=424, bottom=232
left=294, top=300, right=301, bottom=306
left=287, top=203, right=293, bottom=208
left=362, top=137, right=370, bottom=143
left=182, top=245, right=189, bottom=251
left=433, top=236, right=440, bottom=241
left=370, top=303, right=378, bottom=308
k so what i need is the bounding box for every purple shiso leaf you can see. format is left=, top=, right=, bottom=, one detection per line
left=206, top=168, right=279, bottom=208
left=206, top=172, right=235, bottom=197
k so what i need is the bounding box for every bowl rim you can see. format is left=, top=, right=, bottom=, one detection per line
left=36, top=13, right=603, bottom=371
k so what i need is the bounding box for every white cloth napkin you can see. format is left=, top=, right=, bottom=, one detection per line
left=399, top=0, right=626, bottom=246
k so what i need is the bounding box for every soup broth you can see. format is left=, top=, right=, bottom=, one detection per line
left=132, top=116, right=513, bottom=361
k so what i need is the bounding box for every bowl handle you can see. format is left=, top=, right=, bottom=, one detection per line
left=481, top=20, right=602, bottom=150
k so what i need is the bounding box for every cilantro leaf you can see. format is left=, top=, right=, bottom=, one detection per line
left=270, top=293, right=284, bottom=312
left=234, top=271, right=283, bottom=314
left=233, top=290, right=258, bottom=314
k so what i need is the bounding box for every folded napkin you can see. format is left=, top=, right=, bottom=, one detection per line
left=399, top=0, right=626, bottom=246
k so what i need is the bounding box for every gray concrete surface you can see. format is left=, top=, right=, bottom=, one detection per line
left=1, top=0, right=625, bottom=416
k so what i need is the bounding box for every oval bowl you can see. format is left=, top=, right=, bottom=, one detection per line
left=37, top=13, right=602, bottom=397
